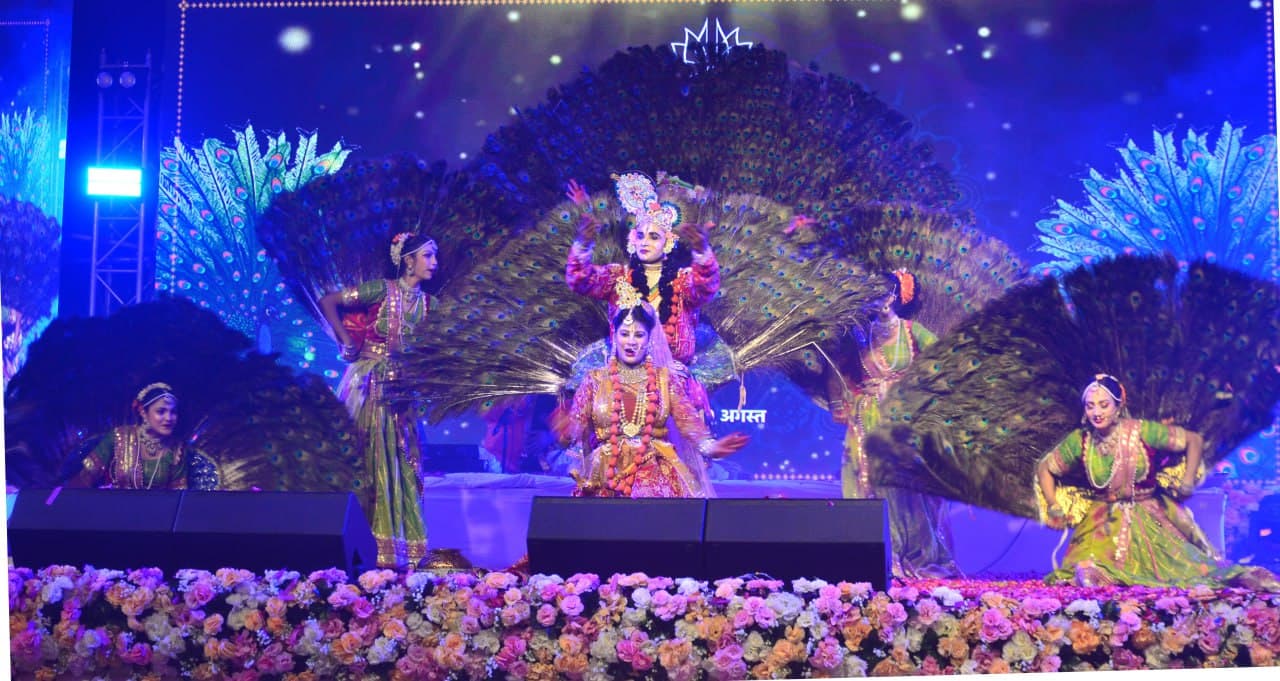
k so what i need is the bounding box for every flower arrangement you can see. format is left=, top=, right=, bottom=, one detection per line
left=9, top=565, right=1280, bottom=679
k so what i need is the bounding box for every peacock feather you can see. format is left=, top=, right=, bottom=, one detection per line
left=0, top=108, right=59, bottom=219
left=1035, top=122, right=1278, bottom=279
left=863, top=254, right=1280, bottom=520
left=0, top=196, right=61, bottom=387
left=3, top=297, right=366, bottom=499
left=157, top=125, right=352, bottom=381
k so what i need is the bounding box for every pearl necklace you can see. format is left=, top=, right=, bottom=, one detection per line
left=1086, top=425, right=1123, bottom=490
left=133, top=427, right=167, bottom=489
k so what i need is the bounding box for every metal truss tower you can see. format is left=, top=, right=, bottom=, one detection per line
left=88, top=49, right=152, bottom=316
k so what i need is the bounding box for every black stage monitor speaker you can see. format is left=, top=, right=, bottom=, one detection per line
left=527, top=497, right=706, bottom=579
left=704, top=498, right=891, bottom=590
left=8, top=488, right=183, bottom=572
left=7, top=489, right=376, bottom=576
left=173, top=491, right=377, bottom=575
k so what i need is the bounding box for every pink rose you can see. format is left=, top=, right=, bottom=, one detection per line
left=536, top=603, right=558, bottom=626
left=185, top=580, right=217, bottom=608
left=980, top=607, right=1014, bottom=643
left=255, top=642, right=294, bottom=674
left=1038, top=654, right=1062, bottom=673
left=560, top=593, right=584, bottom=617
left=809, top=637, right=844, bottom=669
left=915, top=598, right=942, bottom=625
left=501, top=602, right=531, bottom=627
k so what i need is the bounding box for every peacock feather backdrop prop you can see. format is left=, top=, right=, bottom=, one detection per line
left=0, top=107, right=60, bottom=219
left=157, top=125, right=352, bottom=382
left=1034, top=122, right=1278, bottom=280
left=1, top=195, right=61, bottom=386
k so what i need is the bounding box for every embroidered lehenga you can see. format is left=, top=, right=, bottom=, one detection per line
left=337, top=278, right=430, bottom=567
left=1039, top=418, right=1277, bottom=588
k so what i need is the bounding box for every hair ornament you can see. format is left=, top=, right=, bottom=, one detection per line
left=891, top=268, right=916, bottom=305
left=134, top=382, right=176, bottom=410
left=1082, top=373, right=1127, bottom=405
left=614, top=171, right=679, bottom=256
left=390, top=232, right=414, bottom=265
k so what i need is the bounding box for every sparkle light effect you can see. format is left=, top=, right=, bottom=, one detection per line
left=889, top=51, right=903, bottom=62
left=507, top=10, right=520, bottom=22
left=901, top=3, right=924, bottom=21
left=549, top=54, right=562, bottom=65
left=977, top=26, right=992, bottom=38
left=277, top=26, right=311, bottom=53
left=670, top=18, right=753, bottom=65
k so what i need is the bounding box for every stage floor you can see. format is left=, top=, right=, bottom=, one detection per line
left=419, top=474, right=1228, bottom=576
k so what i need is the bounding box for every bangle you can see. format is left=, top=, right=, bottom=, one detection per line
left=698, top=439, right=715, bottom=457
left=1047, top=506, right=1065, bottom=517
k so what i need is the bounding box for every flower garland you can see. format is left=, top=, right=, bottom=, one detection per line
left=606, top=357, right=658, bottom=496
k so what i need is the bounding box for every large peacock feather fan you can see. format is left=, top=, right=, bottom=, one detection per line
left=385, top=187, right=881, bottom=420
left=1034, top=122, right=1278, bottom=279
left=157, top=125, right=352, bottom=381
left=475, top=44, right=959, bottom=228
left=256, top=153, right=515, bottom=330
left=862, top=255, right=1280, bottom=520
left=3, top=297, right=367, bottom=501
left=1, top=196, right=61, bottom=385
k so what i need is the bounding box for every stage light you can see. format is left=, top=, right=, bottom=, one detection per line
left=119, top=71, right=137, bottom=88
left=96, top=72, right=113, bottom=88
left=86, top=167, right=143, bottom=198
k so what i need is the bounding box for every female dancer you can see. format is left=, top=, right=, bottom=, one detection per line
left=68, top=382, right=215, bottom=490
left=1037, top=374, right=1278, bottom=589
left=320, top=232, right=436, bottom=568
left=829, top=270, right=958, bottom=578
left=557, top=301, right=748, bottom=498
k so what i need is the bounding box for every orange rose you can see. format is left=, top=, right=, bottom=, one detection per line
left=382, top=618, right=409, bottom=641
left=526, top=662, right=558, bottom=681
left=265, top=596, right=287, bottom=619
left=1130, top=625, right=1157, bottom=650
left=203, top=614, right=225, bottom=637
left=938, top=635, right=969, bottom=662
left=242, top=609, right=265, bottom=632
left=1036, top=621, right=1066, bottom=644
left=266, top=616, right=288, bottom=636
left=34, top=670, right=56, bottom=681
left=658, top=639, right=693, bottom=668
left=700, top=615, right=730, bottom=643
left=1159, top=629, right=1191, bottom=655
left=332, top=632, right=363, bottom=665
left=1249, top=645, right=1274, bottom=666
left=1069, top=620, right=1101, bottom=655
left=554, top=653, right=589, bottom=676
left=959, top=610, right=983, bottom=640
left=843, top=621, right=873, bottom=650
left=988, top=659, right=1012, bottom=674
left=870, top=659, right=901, bottom=676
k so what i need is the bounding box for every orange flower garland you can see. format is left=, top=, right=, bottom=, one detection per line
left=606, top=357, right=658, bottom=497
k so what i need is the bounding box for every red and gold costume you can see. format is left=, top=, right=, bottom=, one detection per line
left=564, top=359, right=715, bottom=498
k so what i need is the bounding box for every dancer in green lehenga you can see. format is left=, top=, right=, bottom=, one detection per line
left=321, top=232, right=437, bottom=568
left=1036, top=374, right=1278, bottom=589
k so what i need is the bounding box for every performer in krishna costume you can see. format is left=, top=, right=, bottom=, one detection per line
left=320, top=232, right=437, bottom=568
left=555, top=301, right=749, bottom=498
left=67, top=383, right=217, bottom=491
left=862, top=255, right=1280, bottom=588
left=567, top=173, right=718, bottom=365
left=828, top=270, right=958, bottom=578
left=1037, top=374, right=1279, bottom=589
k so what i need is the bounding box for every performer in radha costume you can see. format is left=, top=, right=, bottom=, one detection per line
left=1037, top=374, right=1279, bottom=589
left=565, top=171, right=720, bottom=411
left=320, top=232, right=436, bottom=568
left=828, top=270, right=958, bottom=578
left=67, top=382, right=217, bottom=490
left=556, top=301, right=748, bottom=498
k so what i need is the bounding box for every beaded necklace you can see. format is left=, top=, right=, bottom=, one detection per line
left=606, top=357, right=658, bottom=496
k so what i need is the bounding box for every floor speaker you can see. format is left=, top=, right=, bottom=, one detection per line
left=527, top=497, right=706, bottom=578
left=8, top=488, right=184, bottom=571
left=7, top=489, right=376, bottom=575
left=172, top=491, right=377, bottom=575
left=704, top=498, right=891, bottom=590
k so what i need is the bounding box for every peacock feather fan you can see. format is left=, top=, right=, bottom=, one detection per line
left=475, top=44, right=960, bottom=230
left=1, top=196, right=61, bottom=385
left=157, top=125, right=352, bottom=381
left=863, top=254, right=1280, bottom=520
left=3, top=297, right=367, bottom=500
left=0, top=108, right=59, bottom=218
left=1035, top=122, right=1278, bottom=279
left=256, top=153, right=516, bottom=329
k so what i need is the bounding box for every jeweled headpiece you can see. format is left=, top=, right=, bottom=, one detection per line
left=390, top=232, right=436, bottom=266
left=614, top=172, right=679, bottom=256
left=1082, top=373, right=1126, bottom=405
left=134, top=382, right=177, bottom=410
